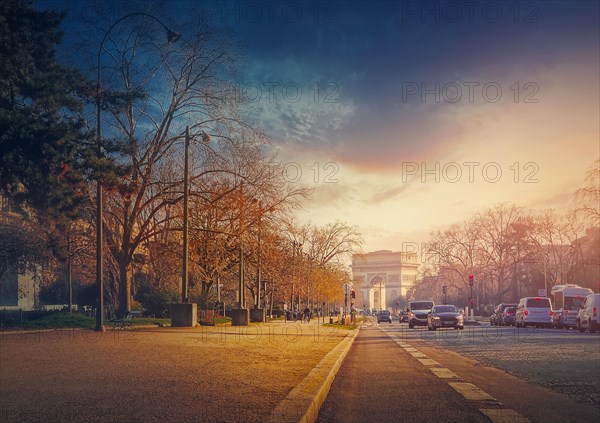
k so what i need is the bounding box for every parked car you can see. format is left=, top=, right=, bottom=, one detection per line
left=399, top=310, right=409, bottom=323
left=491, top=303, right=517, bottom=326
left=577, top=293, right=600, bottom=333
left=377, top=310, right=392, bottom=324
left=550, top=284, right=593, bottom=329
left=427, top=305, right=464, bottom=330
left=501, top=307, right=517, bottom=326
left=408, top=300, right=435, bottom=329
left=515, top=297, right=553, bottom=328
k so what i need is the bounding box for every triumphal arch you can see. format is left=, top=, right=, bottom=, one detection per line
left=351, top=250, right=418, bottom=310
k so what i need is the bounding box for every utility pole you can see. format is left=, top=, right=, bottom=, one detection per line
left=255, top=200, right=262, bottom=309
left=181, top=126, right=190, bottom=303
left=238, top=181, right=245, bottom=309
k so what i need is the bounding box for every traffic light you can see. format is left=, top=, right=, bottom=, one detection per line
left=351, top=289, right=356, bottom=299
left=468, top=274, right=474, bottom=286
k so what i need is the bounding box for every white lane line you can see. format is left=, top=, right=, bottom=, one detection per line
left=417, top=358, right=441, bottom=366
left=479, top=408, right=530, bottom=423
left=448, top=382, right=497, bottom=401
left=429, top=367, right=462, bottom=379
left=380, top=325, right=528, bottom=422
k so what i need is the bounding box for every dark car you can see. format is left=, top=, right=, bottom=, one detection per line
left=399, top=310, right=409, bottom=323
left=501, top=307, right=517, bottom=326
left=377, top=310, right=392, bottom=323
left=408, top=301, right=435, bottom=329
left=427, top=305, right=464, bottom=330
left=491, top=303, right=517, bottom=326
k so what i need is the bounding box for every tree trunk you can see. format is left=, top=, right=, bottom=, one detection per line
left=67, top=256, right=72, bottom=313
left=118, top=257, right=131, bottom=317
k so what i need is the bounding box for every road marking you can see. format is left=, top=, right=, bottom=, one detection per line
left=448, top=382, right=497, bottom=401
left=429, top=367, right=462, bottom=379
left=479, top=408, right=530, bottom=423
left=417, top=358, right=441, bottom=366
left=379, top=325, right=531, bottom=423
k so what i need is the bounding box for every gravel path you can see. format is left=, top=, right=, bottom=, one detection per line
left=0, top=321, right=350, bottom=422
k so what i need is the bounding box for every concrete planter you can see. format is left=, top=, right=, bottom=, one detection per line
left=170, top=303, right=197, bottom=327
left=249, top=308, right=266, bottom=322
left=231, top=308, right=249, bottom=326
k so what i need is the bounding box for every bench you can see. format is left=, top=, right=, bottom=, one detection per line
left=109, top=311, right=141, bottom=330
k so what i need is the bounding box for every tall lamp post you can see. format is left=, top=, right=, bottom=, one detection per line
left=181, top=126, right=210, bottom=303
left=95, top=13, right=179, bottom=331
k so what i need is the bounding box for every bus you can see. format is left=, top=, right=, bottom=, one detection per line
left=550, top=284, right=594, bottom=328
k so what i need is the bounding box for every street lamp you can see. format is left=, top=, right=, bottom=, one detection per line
left=95, top=13, right=180, bottom=331
left=181, top=126, right=210, bottom=303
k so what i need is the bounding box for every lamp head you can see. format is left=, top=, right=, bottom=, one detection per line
left=167, top=29, right=181, bottom=44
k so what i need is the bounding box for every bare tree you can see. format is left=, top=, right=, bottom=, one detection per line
left=92, top=9, right=264, bottom=315
left=574, top=159, right=600, bottom=227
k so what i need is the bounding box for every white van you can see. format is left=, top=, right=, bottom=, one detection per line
left=515, top=297, right=553, bottom=328
left=577, top=293, right=600, bottom=333
left=550, top=284, right=594, bottom=328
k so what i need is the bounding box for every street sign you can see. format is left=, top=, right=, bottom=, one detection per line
left=538, top=289, right=546, bottom=297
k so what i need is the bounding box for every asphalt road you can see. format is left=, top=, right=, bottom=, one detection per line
left=317, top=320, right=600, bottom=423
left=394, top=322, right=600, bottom=408
left=317, top=324, right=492, bottom=423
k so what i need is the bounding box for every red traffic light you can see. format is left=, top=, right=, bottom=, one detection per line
left=469, top=274, right=474, bottom=280
left=351, top=289, right=356, bottom=299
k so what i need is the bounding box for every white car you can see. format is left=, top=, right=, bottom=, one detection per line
left=577, top=293, right=600, bottom=333
left=515, top=297, right=553, bottom=328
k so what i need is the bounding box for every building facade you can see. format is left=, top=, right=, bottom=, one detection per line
left=0, top=193, right=41, bottom=310
left=351, top=250, right=419, bottom=311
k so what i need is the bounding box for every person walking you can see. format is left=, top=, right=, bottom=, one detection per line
left=303, top=306, right=311, bottom=323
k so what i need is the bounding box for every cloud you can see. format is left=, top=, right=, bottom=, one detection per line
left=365, top=183, right=410, bottom=205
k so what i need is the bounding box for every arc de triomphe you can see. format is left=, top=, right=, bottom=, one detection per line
left=351, top=250, right=418, bottom=310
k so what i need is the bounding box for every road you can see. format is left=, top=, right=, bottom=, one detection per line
left=317, top=320, right=599, bottom=423
left=398, top=321, right=600, bottom=408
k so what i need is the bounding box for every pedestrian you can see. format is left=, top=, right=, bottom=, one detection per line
left=304, top=306, right=311, bottom=323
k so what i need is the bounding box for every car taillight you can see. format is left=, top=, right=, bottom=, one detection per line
left=594, top=307, right=597, bottom=317
left=506, top=312, right=511, bottom=316
left=524, top=310, right=529, bottom=316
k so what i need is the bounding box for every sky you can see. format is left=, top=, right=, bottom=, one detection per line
left=42, top=0, right=600, bottom=254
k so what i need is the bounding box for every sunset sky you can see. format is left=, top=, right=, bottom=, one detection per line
left=47, top=0, right=600, bottom=253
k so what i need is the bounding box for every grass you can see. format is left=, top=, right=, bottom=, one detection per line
left=131, top=317, right=171, bottom=326
left=0, top=312, right=210, bottom=330
left=18, top=313, right=96, bottom=329
left=322, top=323, right=358, bottom=330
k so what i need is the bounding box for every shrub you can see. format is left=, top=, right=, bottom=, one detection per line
left=136, top=279, right=179, bottom=318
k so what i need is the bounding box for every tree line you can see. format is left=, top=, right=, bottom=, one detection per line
left=415, top=161, right=599, bottom=310
left=0, top=1, right=362, bottom=316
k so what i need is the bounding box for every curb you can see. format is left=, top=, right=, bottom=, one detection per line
left=269, top=327, right=359, bottom=423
